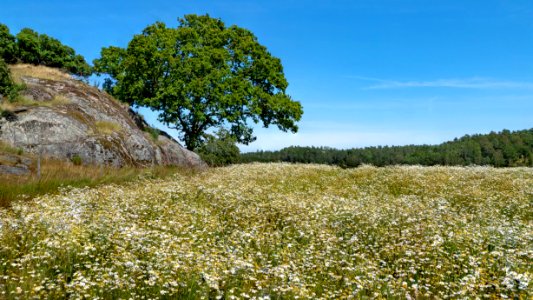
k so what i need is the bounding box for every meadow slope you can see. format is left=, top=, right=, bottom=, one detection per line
left=0, top=164, right=531, bottom=299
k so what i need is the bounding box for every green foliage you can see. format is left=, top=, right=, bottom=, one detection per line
left=70, top=154, right=83, bottom=166
left=94, top=14, right=303, bottom=150
left=15, top=27, right=92, bottom=76
left=0, top=24, right=91, bottom=77
left=15, top=28, right=41, bottom=64
left=0, top=58, right=19, bottom=101
left=0, top=58, right=13, bottom=97
left=241, top=128, right=533, bottom=167
left=0, top=24, right=17, bottom=63
left=92, top=46, right=126, bottom=94
left=197, top=128, right=240, bottom=167
left=0, top=109, right=18, bottom=122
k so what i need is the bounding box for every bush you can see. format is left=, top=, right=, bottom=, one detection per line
left=16, top=28, right=92, bottom=77
left=0, top=109, right=17, bottom=122
left=0, top=24, right=92, bottom=77
left=196, top=129, right=240, bottom=167
left=16, top=28, right=40, bottom=65
left=0, top=24, right=17, bottom=63
left=0, top=58, right=18, bottom=101
left=71, top=154, right=83, bottom=166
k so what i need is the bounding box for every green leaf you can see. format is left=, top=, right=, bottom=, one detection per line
left=94, top=14, right=303, bottom=150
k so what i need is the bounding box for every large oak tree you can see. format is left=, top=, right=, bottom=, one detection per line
left=94, top=14, right=303, bottom=150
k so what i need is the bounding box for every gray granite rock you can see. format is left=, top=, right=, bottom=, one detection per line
left=0, top=164, right=29, bottom=175
left=0, top=76, right=206, bottom=169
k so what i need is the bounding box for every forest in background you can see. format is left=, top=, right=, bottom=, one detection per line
left=240, top=128, right=533, bottom=167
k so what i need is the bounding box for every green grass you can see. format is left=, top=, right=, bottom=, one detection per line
left=0, top=141, right=24, bottom=156
left=0, top=157, right=194, bottom=208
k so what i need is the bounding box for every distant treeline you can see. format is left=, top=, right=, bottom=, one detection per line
left=240, top=129, right=533, bottom=167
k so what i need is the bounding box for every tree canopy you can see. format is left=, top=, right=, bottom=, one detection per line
left=0, top=24, right=91, bottom=77
left=0, top=24, right=17, bottom=64
left=0, top=58, right=16, bottom=100
left=94, top=14, right=303, bottom=150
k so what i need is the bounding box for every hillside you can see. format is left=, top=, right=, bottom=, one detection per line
left=0, top=64, right=205, bottom=173
left=0, top=163, right=531, bottom=298
left=241, top=129, right=533, bottom=167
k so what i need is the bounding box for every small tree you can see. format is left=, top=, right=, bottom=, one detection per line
left=0, top=24, right=17, bottom=63
left=0, top=58, right=18, bottom=101
left=94, top=14, right=303, bottom=150
left=92, top=46, right=126, bottom=95
left=197, top=128, right=240, bottom=167
left=16, top=28, right=41, bottom=65
left=15, top=27, right=92, bottom=76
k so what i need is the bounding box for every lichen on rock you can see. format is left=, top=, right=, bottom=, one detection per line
left=0, top=66, right=206, bottom=169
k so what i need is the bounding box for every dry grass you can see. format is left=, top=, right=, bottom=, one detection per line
left=0, top=141, right=23, bottom=156
left=1, top=94, right=71, bottom=111
left=46, top=94, right=71, bottom=106
left=8, top=64, right=71, bottom=83
left=94, top=120, right=123, bottom=135
left=0, top=101, right=14, bottom=111
left=0, top=157, right=190, bottom=208
left=0, top=98, right=32, bottom=111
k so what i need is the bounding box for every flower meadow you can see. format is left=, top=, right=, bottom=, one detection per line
left=0, top=163, right=531, bottom=299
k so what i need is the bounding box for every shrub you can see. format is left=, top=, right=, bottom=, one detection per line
left=196, top=128, right=240, bottom=167
left=0, top=58, right=18, bottom=101
left=0, top=109, right=17, bottom=122
left=15, top=28, right=40, bottom=65
left=0, top=24, right=17, bottom=63
left=0, top=24, right=92, bottom=77
left=70, top=154, right=82, bottom=166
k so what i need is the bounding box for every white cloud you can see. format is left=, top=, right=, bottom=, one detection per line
left=351, top=76, right=533, bottom=90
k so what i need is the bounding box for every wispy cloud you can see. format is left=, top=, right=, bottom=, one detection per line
left=351, top=76, right=533, bottom=90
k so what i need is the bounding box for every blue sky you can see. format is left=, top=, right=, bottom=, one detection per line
left=1, top=0, right=532, bottom=151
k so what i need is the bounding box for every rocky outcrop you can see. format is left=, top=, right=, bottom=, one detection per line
left=0, top=73, right=206, bottom=169
left=0, top=153, right=31, bottom=175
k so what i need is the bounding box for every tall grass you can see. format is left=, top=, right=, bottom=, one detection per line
left=0, top=158, right=188, bottom=208
left=94, top=120, right=123, bottom=135
left=0, top=141, right=23, bottom=156
left=8, top=64, right=71, bottom=83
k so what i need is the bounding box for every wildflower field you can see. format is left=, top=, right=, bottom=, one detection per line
left=0, top=163, right=531, bottom=299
